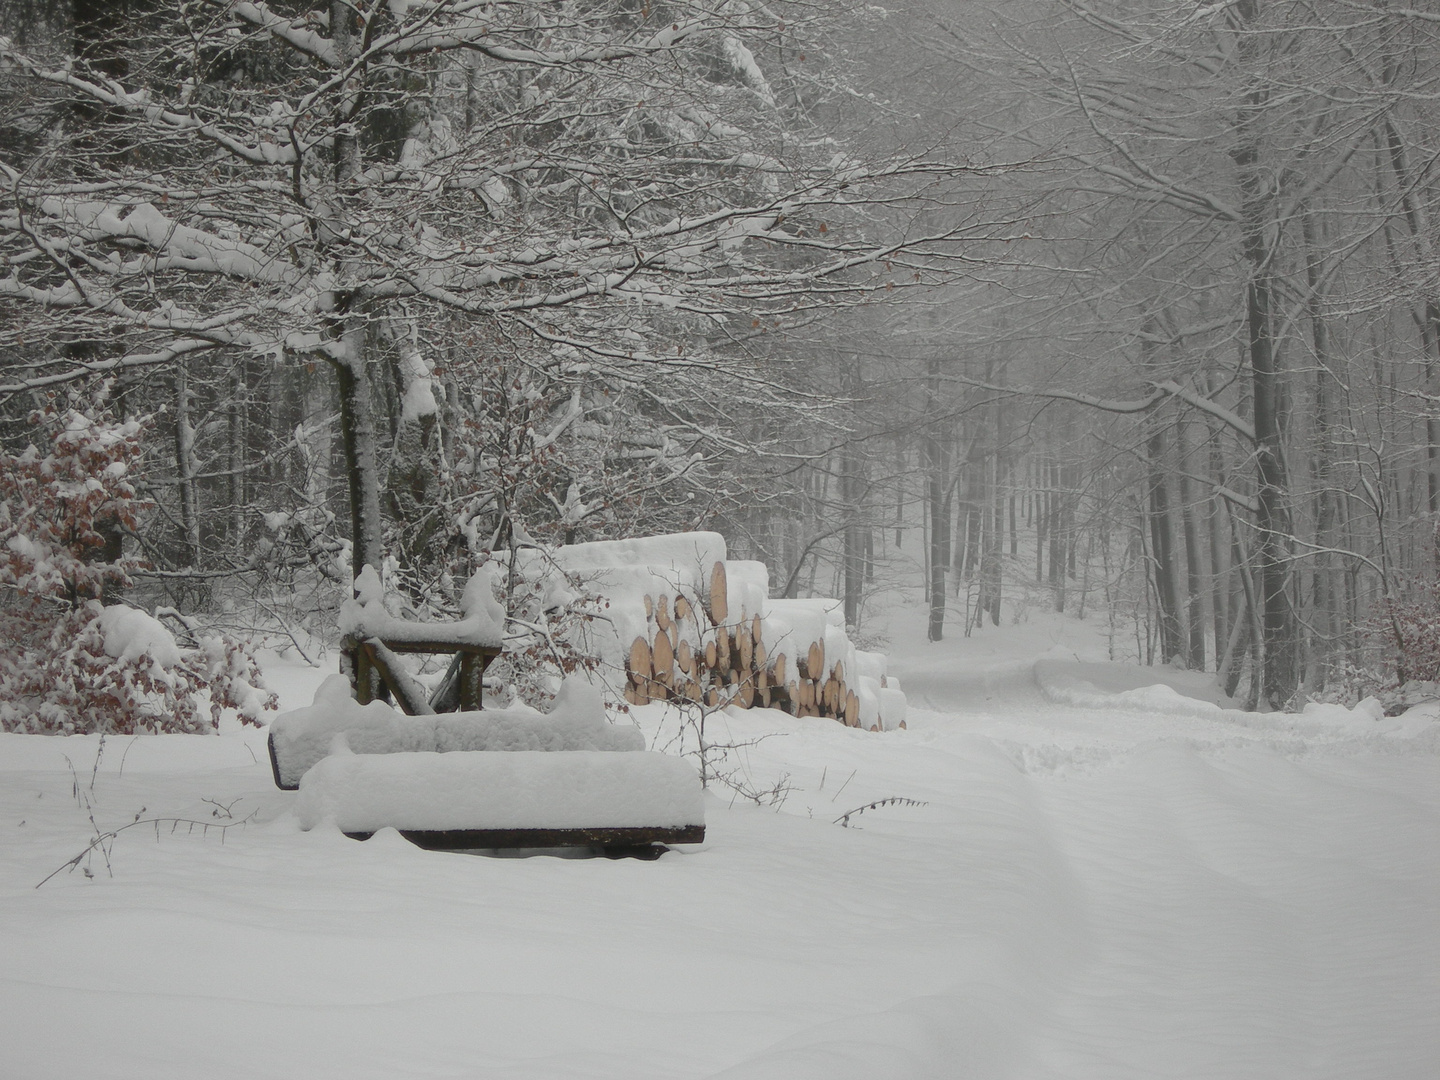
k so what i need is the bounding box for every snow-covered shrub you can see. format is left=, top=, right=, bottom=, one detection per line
left=0, top=405, right=276, bottom=734
left=0, top=405, right=147, bottom=617
left=476, top=553, right=604, bottom=710
left=1311, top=578, right=1440, bottom=712
left=1377, top=582, right=1440, bottom=686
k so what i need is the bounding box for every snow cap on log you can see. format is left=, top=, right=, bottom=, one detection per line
left=877, top=687, right=908, bottom=730
left=723, top=560, right=769, bottom=625
left=858, top=675, right=883, bottom=729
left=761, top=601, right=830, bottom=662
left=547, top=531, right=726, bottom=576
left=855, top=650, right=887, bottom=682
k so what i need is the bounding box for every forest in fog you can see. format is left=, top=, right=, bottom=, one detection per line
left=4, top=0, right=1440, bottom=719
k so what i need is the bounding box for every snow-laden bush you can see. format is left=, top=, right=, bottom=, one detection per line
left=1377, top=581, right=1440, bottom=687
left=0, top=404, right=276, bottom=734
left=1311, top=577, right=1440, bottom=712
left=466, top=552, right=604, bottom=710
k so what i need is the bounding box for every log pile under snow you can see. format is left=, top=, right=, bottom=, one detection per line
left=541, top=533, right=907, bottom=731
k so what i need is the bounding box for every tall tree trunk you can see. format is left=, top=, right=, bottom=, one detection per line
left=1233, top=1, right=1299, bottom=705
left=332, top=323, right=385, bottom=581
left=985, top=447, right=1004, bottom=625
left=326, top=1, right=385, bottom=584
left=1302, top=205, right=1339, bottom=686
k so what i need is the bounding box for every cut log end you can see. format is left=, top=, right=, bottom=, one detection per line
left=707, top=561, right=728, bottom=625
left=629, top=637, right=652, bottom=683
left=652, top=631, right=675, bottom=685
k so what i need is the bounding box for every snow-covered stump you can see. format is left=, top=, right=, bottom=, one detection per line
left=296, top=749, right=704, bottom=852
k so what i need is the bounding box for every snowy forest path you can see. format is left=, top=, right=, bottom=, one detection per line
left=1, top=609, right=1437, bottom=1079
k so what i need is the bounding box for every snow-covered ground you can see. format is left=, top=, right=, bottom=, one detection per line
left=2, top=604, right=1437, bottom=1079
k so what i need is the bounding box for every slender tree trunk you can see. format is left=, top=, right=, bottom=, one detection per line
left=1049, top=458, right=1067, bottom=611
left=843, top=447, right=864, bottom=628
left=986, top=448, right=1004, bottom=625
left=325, top=1, right=386, bottom=584
left=1036, top=452, right=1048, bottom=583
left=1175, top=414, right=1206, bottom=669
left=926, top=360, right=950, bottom=640
left=173, top=361, right=201, bottom=569
left=1147, top=424, right=1186, bottom=665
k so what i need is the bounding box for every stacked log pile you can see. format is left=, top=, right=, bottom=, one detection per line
left=620, top=559, right=906, bottom=731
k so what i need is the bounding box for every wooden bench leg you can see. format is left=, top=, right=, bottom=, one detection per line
left=459, top=652, right=482, bottom=710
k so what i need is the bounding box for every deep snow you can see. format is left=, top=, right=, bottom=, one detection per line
left=1, top=604, right=1436, bottom=1079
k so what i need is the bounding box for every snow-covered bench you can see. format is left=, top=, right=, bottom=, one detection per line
left=268, top=677, right=705, bottom=854
left=296, top=749, right=705, bottom=853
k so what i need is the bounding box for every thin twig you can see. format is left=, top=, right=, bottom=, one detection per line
left=35, top=810, right=257, bottom=888
left=117, top=735, right=141, bottom=778
left=89, top=734, right=106, bottom=792
left=834, top=796, right=929, bottom=828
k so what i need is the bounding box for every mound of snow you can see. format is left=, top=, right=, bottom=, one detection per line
left=1035, top=658, right=1239, bottom=714
left=1032, top=657, right=1440, bottom=744
left=97, top=605, right=182, bottom=668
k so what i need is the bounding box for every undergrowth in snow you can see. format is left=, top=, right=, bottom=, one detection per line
left=0, top=405, right=277, bottom=735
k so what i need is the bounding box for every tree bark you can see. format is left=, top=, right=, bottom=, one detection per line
left=173, top=360, right=201, bottom=570
left=1175, top=414, right=1206, bottom=669
left=1147, top=424, right=1186, bottom=665
left=333, top=324, right=385, bottom=581
left=926, top=358, right=950, bottom=641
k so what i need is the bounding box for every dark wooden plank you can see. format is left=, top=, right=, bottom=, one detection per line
left=363, top=640, right=435, bottom=716
left=343, top=824, right=705, bottom=851
left=428, top=652, right=464, bottom=712
left=266, top=730, right=292, bottom=790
